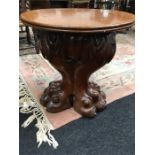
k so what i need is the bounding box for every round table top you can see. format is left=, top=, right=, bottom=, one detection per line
left=21, top=8, right=135, bottom=33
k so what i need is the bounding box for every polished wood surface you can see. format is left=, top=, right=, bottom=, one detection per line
left=21, top=8, right=134, bottom=32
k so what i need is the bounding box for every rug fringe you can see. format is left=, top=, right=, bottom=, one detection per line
left=21, top=114, right=36, bottom=127
left=19, top=76, right=58, bottom=149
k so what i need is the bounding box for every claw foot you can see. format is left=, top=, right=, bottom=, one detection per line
left=74, top=93, right=97, bottom=117
left=88, top=82, right=107, bottom=112
left=40, top=80, right=72, bottom=112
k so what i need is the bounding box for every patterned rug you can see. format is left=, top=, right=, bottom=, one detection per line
left=19, top=31, right=135, bottom=148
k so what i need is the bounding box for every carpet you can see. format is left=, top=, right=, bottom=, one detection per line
left=20, top=94, right=135, bottom=155
left=19, top=31, right=135, bottom=147
left=19, top=44, right=134, bottom=127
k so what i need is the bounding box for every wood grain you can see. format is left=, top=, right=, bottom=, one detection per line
left=21, top=8, right=135, bottom=32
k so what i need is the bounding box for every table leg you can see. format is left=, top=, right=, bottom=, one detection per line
left=36, top=30, right=116, bottom=117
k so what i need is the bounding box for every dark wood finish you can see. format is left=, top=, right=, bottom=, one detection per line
left=21, top=9, right=134, bottom=117
left=37, top=31, right=115, bottom=117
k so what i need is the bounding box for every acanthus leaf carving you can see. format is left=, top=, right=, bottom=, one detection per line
left=34, top=30, right=116, bottom=117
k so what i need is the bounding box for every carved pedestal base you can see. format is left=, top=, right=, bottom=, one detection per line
left=40, top=81, right=106, bottom=117
left=36, top=30, right=116, bottom=117
left=40, top=80, right=72, bottom=113
left=73, top=82, right=107, bottom=117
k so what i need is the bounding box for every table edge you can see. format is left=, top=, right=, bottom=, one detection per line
left=21, top=18, right=134, bottom=33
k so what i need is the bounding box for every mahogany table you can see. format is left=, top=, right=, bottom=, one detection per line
left=21, top=9, right=134, bottom=117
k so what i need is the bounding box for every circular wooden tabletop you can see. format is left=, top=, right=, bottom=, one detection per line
left=21, top=8, right=135, bottom=33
